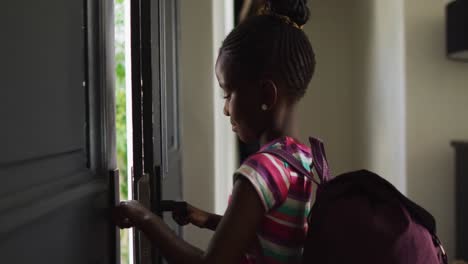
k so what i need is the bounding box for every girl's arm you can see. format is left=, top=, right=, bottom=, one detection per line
left=200, top=212, right=223, bottom=231
left=115, top=177, right=264, bottom=264
left=172, top=204, right=223, bottom=231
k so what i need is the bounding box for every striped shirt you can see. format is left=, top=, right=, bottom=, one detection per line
left=233, top=136, right=319, bottom=264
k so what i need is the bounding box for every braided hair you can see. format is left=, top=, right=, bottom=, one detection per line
left=220, top=0, right=315, bottom=101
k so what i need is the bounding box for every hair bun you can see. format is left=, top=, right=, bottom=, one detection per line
left=267, top=0, right=310, bottom=26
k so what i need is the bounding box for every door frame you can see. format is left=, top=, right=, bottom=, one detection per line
left=130, top=0, right=182, bottom=263
left=130, top=0, right=160, bottom=263
left=85, top=0, right=119, bottom=262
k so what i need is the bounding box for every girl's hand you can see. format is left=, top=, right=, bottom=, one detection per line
left=113, top=200, right=153, bottom=229
left=172, top=202, right=210, bottom=228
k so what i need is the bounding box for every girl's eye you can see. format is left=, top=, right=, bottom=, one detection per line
left=222, top=92, right=231, bottom=100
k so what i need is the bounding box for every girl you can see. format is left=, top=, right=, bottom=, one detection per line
left=114, top=0, right=320, bottom=263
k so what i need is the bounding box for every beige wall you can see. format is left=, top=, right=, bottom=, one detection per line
left=300, top=0, right=468, bottom=259
left=299, top=0, right=406, bottom=187
left=405, top=0, right=468, bottom=258
left=298, top=0, right=369, bottom=175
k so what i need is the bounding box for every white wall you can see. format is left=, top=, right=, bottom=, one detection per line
left=405, top=0, right=468, bottom=258
left=180, top=0, right=216, bottom=249
left=362, top=0, right=407, bottom=191
left=179, top=0, right=235, bottom=250
left=212, top=0, right=236, bottom=216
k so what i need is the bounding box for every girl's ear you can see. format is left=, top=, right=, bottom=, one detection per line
left=259, top=79, right=278, bottom=110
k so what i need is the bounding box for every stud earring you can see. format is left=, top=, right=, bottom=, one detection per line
left=261, top=104, right=268, bottom=111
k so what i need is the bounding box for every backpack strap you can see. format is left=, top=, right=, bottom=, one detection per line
left=309, top=137, right=331, bottom=183
left=260, top=136, right=330, bottom=185
left=261, top=148, right=320, bottom=185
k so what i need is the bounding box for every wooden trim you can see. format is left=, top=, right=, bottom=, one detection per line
left=452, top=141, right=468, bottom=148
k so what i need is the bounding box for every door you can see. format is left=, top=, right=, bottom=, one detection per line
left=0, top=0, right=118, bottom=263
left=130, top=0, right=183, bottom=263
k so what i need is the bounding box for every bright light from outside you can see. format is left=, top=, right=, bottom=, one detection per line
left=114, top=0, right=133, bottom=263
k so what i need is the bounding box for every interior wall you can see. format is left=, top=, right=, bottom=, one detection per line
left=179, top=0, right=215, bottom=250
left=180, top=0, right=372, bottom=249
left=298, top=0, right=369, bottom=175
left=302, top=0, right=468, bottom=258
left=362, top=0, right=407, bottom=191
left=212, top=0, right=236, bottom=216
left=404, top=0, right=468, bottom=258
left=178, top=0, right=468, bottom=258
left=300, top=0, right=406, bottom=188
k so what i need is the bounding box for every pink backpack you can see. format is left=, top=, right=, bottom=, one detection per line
left=261, top=137, right=448, bottom=264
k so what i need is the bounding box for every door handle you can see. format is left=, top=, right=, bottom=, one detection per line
left=159, top=200, right=187, bottom=215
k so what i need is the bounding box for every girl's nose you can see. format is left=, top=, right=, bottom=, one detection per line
left=223, top=101, right=230, bottom=116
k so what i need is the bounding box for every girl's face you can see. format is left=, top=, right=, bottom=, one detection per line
left=215, top=54, right=267, bottom=143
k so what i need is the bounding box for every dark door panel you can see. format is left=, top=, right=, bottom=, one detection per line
left=0, top=0, right=117, bottom=263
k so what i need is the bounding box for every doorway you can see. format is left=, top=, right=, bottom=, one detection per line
left=113, top=1, right=183, bottom=263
